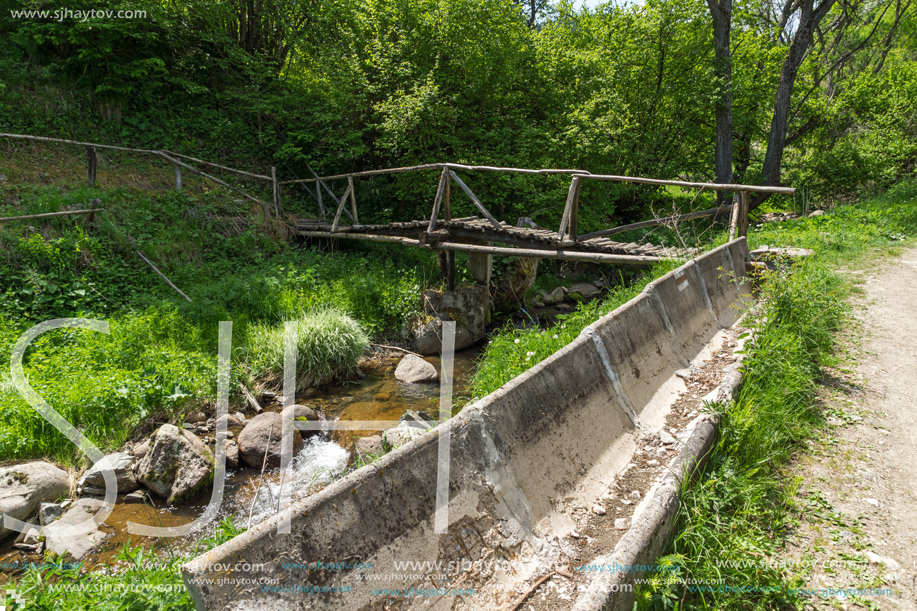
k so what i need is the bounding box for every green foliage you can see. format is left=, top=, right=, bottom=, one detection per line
left=637, top=187, right=916, bottom=610
left=240, top=309, right=369, bottom=390
left=12, top=520, right=246, bottom=610
left=0, top=184, right=427, bottom=464
left=750, top=180, right=917, bottom=266
left=0, top=307, right=215, bottom=464
left=470, top=260, right=679, bottom=398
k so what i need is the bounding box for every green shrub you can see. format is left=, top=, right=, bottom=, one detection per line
left=0, top=306, right=216, bottom=465
left=241, top=309, right=369, bottom=390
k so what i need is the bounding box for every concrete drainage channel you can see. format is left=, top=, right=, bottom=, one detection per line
left=182, top=238, right=753, bottom=610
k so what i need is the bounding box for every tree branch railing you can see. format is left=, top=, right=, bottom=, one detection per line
left=0, top=132, right=276, bottom=216
left=1, top=132, right=797, bottom=245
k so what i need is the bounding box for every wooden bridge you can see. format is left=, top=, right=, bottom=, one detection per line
left=283, top=162, right=795, bottom=286
left=1, top=134, right=796, bottom=287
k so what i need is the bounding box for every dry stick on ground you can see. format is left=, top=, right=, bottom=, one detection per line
left=370, top=343, right=423, bottom=358
left=0, top=208, right=104, bottom=222
left=239, top=383, right=263, bottom=414
left=134, top=250, right=193, bottom=303
left=506, top=572, right=557, bottom=611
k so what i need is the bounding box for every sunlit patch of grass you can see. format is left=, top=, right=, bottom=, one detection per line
left=470, top=259, right=680, bottom=399
left=240, top=309, right=369, bottom=391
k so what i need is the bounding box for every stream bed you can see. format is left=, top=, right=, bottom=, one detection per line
left=0, top=348, right=480, bottom=575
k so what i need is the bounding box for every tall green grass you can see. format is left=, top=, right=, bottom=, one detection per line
left=638, top=261, right=846, bottom=610
left=0, top=184, right=427, bottom=465
left=637, top=183, right=917, bottom=610
left=240, top=309, right=369, bottom=391
left=471, top=260, right=680, bottom=399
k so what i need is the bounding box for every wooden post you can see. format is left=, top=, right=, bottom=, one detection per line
left=347, top=176, right=358, bottom=225
left=737, top=190, right=749, bottom=238
left=444, top=171, right=452, bottom=221
left=330, top=182, right=352, bottom=232
left=728, top=192, right=741, bottom=241
left=428, top=168, right=449, bottom=232
left=569, top=178, right=581, bottom=242
left=443, top=171, right=454, bottom=286
left=317, top=179, right=325, bottom=218
left=174, top=164, right=182, bottom=193
left=439, top=251, right=456, bottom=291
left=86, top=146, right=97, bottom=187
left=558, top=176, right=580, bottom=241
left=271, top=167, right=281, bottom=217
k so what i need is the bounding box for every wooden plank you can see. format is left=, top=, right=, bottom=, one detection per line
left=448, top=170, right=502, bottom=229
left=0, top=132, right=156, bottom=153
left=292, top=230, right=668, bottom=266
left=282, top=163, right=445, bottom=184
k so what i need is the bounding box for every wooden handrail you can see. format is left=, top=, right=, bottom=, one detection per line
left=572, top=172, right=796, bottom=195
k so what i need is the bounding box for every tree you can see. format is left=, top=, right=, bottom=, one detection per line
left=706, top=0, right=735, bottom=203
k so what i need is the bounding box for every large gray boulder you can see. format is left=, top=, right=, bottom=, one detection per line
left=394, top=354, right=439, bottom=383
left=42, top=497, right=109, bottom=560
left=412, top=285, right=491, bottom=354
left=137, top=424, right=214, bottom=504
left=0, top=461, right=70, bottom=540
left=238, top=412, right=304, bottom=469
left=78, top=451, right=138, bottom=495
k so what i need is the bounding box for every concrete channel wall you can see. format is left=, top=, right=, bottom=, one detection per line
left=182, top=238, right=752, bottom=610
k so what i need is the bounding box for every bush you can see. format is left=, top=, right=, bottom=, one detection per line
left=241, top=309, right=369, bottom=390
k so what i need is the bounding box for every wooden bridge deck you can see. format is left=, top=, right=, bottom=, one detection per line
left=292, top=216, right=692, bottom=262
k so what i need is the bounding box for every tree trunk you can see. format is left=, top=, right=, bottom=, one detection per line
left=753, top=0, right=837, bottom=209
left=707, top=0, right=734, bottom=206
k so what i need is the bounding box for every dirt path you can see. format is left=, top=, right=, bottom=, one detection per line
left=787, top=248, right=917, bottom=609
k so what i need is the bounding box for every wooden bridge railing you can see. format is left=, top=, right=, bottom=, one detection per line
left=1, top=132, right=796, bottom=245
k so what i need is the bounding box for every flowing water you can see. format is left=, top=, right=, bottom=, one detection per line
left=0, top=348, right=480, bottom=575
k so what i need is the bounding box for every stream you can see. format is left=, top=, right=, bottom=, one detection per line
left=0, top=348, right=480, bottom=574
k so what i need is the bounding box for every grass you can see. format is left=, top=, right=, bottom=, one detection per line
left=635, top=181, right=917, bottom=610
left=240, top=309, right=370, bottom=391
left=470, top=259, right=680, bottom=399
left=0, top=183, right=431, bottom=465
left=9, top=518, right=245, bottom=610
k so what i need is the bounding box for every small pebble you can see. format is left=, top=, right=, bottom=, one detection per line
left=614, top=518, right=630, bottom=530
left=592, top=504, right=607, bottom=516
